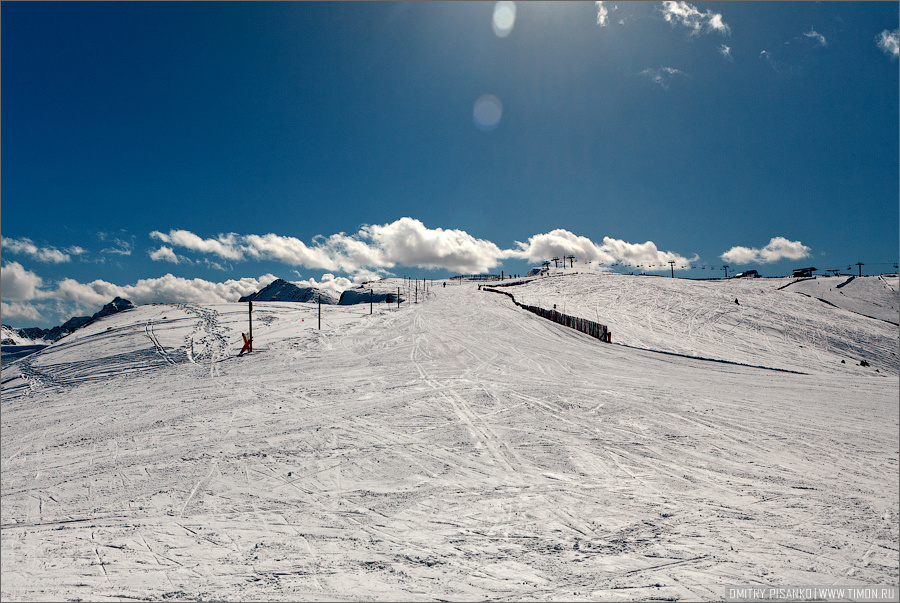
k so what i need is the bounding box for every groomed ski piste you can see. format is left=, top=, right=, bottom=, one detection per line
left=1, top=273, right=898, bottom=601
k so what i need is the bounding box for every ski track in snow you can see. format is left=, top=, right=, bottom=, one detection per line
left=1, top=275, right=897, bottom=601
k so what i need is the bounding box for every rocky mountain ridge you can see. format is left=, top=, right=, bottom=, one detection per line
left=238, top=279, right=340, bottom=304
left=1, top=297, right=135, bottom=345
left=238, top=278, right=404, bottom=305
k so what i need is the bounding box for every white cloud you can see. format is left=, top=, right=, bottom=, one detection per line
left=242, top=233, right=340, bottom=269
left=147, top=221, right=702, bottom=276
left=596, top=1, right=609, bottom=26
left=151, top=218, right=505, bottom=276
left=150, top=230, right=244, bottom=261
left=803, top=28, right=827, bottom=47
left=101, top=237, right=133, bottom=256
left=1, top=237, right=71, bottom=263
left=720, top=237, right=811, bottom=265
left=361, top=218, right=504, bottom=273
left=1, top=261, right=48, bottom=301
left=347, top=269, right=386, bottom=284
left=0, top=301, right=44, bottom=322
left=200, top=259, right=230, bottom=271
left=640, top=66, right=686, bottom=89
left=719, top=44, right=733, bottom=60
left=149, top=246, right=182, bottom=264
left=2, top=259, right=278, bottom=310
left=877, top=29, right=899, bottom=59
left=296, top=273, right=356, bottom=296
left=660, top=1, right=730, bottom=36
left=52, top=273, right=280, bottom=308
left=505, top=230, right=696, bottom=271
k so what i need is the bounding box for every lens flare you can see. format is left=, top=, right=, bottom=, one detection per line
left=492, top=1, right=516, bottom=37
left=473, top=95, right=503, bottom=131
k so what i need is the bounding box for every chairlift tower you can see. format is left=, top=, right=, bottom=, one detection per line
left=565, top=255, right=575, bottom=268
left=552, top=257, right=560, bottom=268
left=722, top=265, right=729, bottom=278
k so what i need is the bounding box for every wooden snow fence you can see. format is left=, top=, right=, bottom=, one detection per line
left=482, top=287, right=611, bottom=343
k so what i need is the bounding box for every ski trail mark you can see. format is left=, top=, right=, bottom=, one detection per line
left=179, top=462, right=217, bottom=517
left=145, top=320, right=175, bottom=365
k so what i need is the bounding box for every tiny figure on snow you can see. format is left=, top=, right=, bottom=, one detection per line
left=734, top=298, right=739, bottom=305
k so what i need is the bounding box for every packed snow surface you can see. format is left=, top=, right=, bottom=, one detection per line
left=507, top=273, right=898, bottom=376
left=1, top=275, right=897, bottom=601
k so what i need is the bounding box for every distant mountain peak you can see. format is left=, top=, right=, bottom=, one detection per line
left=1, top=297, right=136, bottom=345
left=239, top=279, right=340, bottom=304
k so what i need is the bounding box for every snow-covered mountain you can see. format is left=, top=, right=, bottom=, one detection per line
left=1, top=276, right=896, bottom=601
left=338, top=284, right=405, bottom=305
left=1, top=296, right=135, bottom=345
left=238, top=277, right=407, bottom=306
left=238, top=278, right=340, bottom=304
left=0, top=324, right=40, bottom=346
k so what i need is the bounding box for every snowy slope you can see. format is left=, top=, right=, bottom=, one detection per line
left=783, top=275, right=899, bottom=325
left=505, top=273, right=898, bottom=376
left=1, top=278, right=897, bottom=601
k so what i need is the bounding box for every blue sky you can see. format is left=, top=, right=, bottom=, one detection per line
left=2, top=1, right=898, bottom=327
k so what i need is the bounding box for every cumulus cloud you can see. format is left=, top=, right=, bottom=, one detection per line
left=660, top=1, right=730, bottom=35
left=719, top=44, right=733, bottom=60
left=150, top=230, right=244, bottom=261
left=2, top=237, right=71, bottom=263
left=505, top=230, right=696, bottom=271
left=361, top=218, right=504, bottom=273
left=151, top=218, right=505, bottom=276
left=149, top=246, right=183, bottom=264
left=295, top=273, right=355, bottom=296
left=0, top=301, right=44, bottom=322
left=720, top=237, right=811, bottom=265
left=803, top=28, right=827, bottom=47
left=877, top=29, right=899, bottom=58
left=50, top=273, right=279, bottom=308
left=640, top=66, right=686, bottom=89
left=1, top=259, right=278, bottom=309
left=147, top=220, right=702, bottom=276
left=1, top=261, right=49, bottom=301
left=242, top=233, right=340, bottom=269
left=595, top=1, right=609, bottom=26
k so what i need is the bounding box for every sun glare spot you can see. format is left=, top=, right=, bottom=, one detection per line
left=492, top=1, right=516, bottom=37
left=473, top=95, right=503, bottom=131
